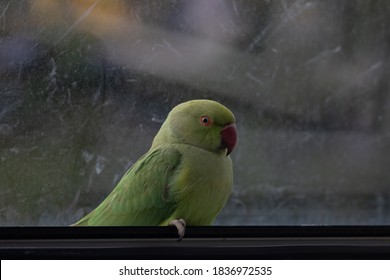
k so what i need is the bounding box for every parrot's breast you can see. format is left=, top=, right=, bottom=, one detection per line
left=164, top=144, right=233, bottom=225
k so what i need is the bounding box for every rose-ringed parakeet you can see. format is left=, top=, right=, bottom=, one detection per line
left=73, top=99, right=237, bottom=239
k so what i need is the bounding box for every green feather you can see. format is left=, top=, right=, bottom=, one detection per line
left=75, top=148, right=181, bottom=226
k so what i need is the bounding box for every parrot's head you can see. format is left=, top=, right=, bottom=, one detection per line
left=153, top=99, right=237, bottom=156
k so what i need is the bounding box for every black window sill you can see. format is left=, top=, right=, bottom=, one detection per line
left=1, top=226, right=390, bottom=259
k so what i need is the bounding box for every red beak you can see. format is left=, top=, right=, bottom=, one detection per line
left=221, top=124, right=237, bottom=156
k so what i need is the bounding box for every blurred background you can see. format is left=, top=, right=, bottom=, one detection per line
left=0, top=0, right=389, bottom=225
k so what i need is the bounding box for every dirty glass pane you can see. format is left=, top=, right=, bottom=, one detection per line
left=0, top=0, right=389, bottom=226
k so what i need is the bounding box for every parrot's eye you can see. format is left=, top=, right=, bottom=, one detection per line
left=200, top=116, right=212, bottom=126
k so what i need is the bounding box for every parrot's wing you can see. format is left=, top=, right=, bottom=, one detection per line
left=75, top=147, right=182, bottom=226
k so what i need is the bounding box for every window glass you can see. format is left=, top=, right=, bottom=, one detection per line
left=0, top=0, right=389, bottom=225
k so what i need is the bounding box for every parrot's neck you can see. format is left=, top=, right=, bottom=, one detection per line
left=151, top=122, right=178, bottom=149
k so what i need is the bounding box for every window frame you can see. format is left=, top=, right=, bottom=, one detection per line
left=1, top=226, right=390, bottom=259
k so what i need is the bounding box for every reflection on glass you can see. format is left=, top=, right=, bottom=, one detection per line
left=0, top=1, right=389, bottom=225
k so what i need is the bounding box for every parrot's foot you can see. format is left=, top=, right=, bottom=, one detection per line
left=169, top=218, right=186, bottom=241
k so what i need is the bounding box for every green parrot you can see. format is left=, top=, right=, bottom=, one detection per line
left=73, top=99, right=237, bottom=239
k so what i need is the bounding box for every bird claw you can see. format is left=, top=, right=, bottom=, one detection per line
left=169, top=218, right=186, bottom=241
